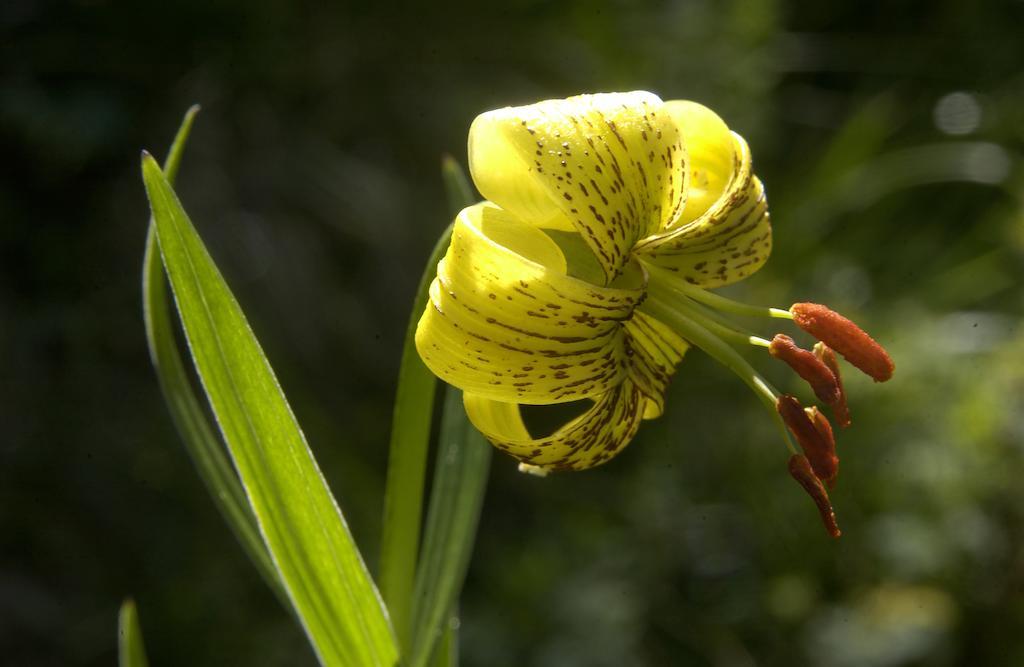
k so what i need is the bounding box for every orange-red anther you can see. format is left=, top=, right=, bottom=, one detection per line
left=769, top=334, right=841, bottom=405
left=814, top=342, right=851, bottom=428
left=777, top=395, right=838, bottom=488
left=790, top=303, right=895, bottom=382
left=805, top=405, right=835, bottom=450
left=788, top=454, right=842, bottom=538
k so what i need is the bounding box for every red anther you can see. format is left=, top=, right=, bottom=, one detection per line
left=814, top=342, right=851, bottom=428
left=769, top=334, right=841, bottom=405
left=777, top=395, right=838, bottom=488
left=790, top=303, right=895, bottom=382
left=805, top=406, right=835, bottom=452
left=788, top=454, right=842, bottom=539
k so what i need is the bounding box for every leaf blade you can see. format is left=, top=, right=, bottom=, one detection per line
left=408, top=388, right=491, bottom=667
left=405, top=157, right=485, bottom=667
left=378, top=223, right=452, bottom=650
left=141, top=154, right=398, bottom=666
left=118, top=598, right=150, bottom=667
left=379, top=154, right=474, bottom=651
left=142, top=107, right=286, bottom=603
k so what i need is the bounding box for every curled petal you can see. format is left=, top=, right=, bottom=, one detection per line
left=623, top=310, right=690, bottom=418
left=635, top=113, right=772, bottom=288
left=661, top=101, right=736, bottom=227
left=416, top=203, right=645, bottom=405
left=469, top=91, right=686, bottom=282
left=463, top=379, right=650, bottom=472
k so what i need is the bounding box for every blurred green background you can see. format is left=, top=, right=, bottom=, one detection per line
left=4, top=0, right=1024, bottom=665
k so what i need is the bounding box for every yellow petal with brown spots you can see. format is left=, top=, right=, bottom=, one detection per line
left=468, top=91, right=687, bottom=283
left=661, top=101, right=736, bottom=228
left=623, top=310, right=690, bottom=419
left=463, top=378, right=649, bottom=472
left=415, top=202, right=647, bottom=405
left=634, top=131, right=772, bottom=288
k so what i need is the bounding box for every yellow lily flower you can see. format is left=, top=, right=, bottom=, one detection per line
left=415, top=92, right=893, bottom=535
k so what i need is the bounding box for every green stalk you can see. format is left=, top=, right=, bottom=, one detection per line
left=379, top=155, right=474, bottom=653
left=430, top=606, right=458, bottom=667
left=641, top=284, right=795, bottom=455
left=408, top=388, right=491, bottom=667
left=118, top=599, right=150, bottom=667
left=648, top=263, right=793, bottom=320
left=671, top=296, right=772, bottom=349
left=378, top=222, right=453, bottom=649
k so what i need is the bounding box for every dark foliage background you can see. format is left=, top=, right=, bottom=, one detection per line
left=3, top=0, right=1024, bottom=665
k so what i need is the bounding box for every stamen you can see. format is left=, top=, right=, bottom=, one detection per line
left=776, top=395, right=838, bottom=488
left=640, top=290, right=796, bottom=456
left=790, top=303, right=895, bottom=382
left=768, top=334, right=840, bottom=405
left=787, top=454, right=842, bottom=539
left=804, top=405, right=835, bottom=453
left=814, top=343, right=850, bottom=428
left=673, top=296, right=772, bottom=349
left=646, top=264, right=794, bottom=320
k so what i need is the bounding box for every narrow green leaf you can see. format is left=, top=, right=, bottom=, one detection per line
left=378, top=223, right=451, bottom=650
left=141, top=154, right=398, bottom=666
left=440, top=154, right=475, bottom=214
left=142, top=107, right=287, bottom=604
left=408, top=387, right=491, bottom=667
left=379, top=154, right=473, bottom=651
left=430, top=608, right=458, bottom=667
left=118, top=598, right=149, bottom=667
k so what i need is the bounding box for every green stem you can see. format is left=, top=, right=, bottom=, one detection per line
left=408, top=387, right=491, bottom=667
left=671, top=296, right=772, bottom=349
left=641, top=286, right=796, bottom=456
left=118, top=598, right=150, bottom=667
left=431, top=607, right=458, bottom=667
left=380, top=155, right=475, bottom=654
left=379, top=222, right=454, bottom=651
left=648, top=263, right=793, bottom=321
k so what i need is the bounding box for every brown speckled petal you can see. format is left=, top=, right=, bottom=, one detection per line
left=463, top=378, right=650, bottom=472
left=635, top=103, right=772, bottom=288
left=416, top=203, right=646, bottom=405
left=468, top=91, right=687, bottom=283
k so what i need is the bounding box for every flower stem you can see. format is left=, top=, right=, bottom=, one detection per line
left=647, top=263, right=793, bottom=321
left=380, top=221, right=456, bottom=650
left=673, top=296, right=772, bottom=349
left=641, top=286, right=796, bottom=456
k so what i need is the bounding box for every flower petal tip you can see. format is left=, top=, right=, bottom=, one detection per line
left=518, top=462, right=551, bottom=477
